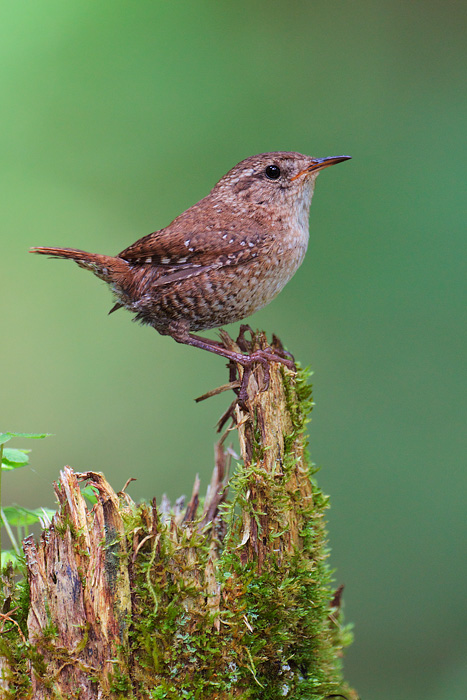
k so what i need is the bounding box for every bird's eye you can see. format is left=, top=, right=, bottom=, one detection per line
left=265, top=164, right=281, bottom=180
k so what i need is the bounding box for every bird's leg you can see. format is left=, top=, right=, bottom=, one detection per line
left=235, top=325, right=294, bottom=369
left=167, top=320, right=295, bottom=403
left=168, top=322, right=294, bottom=370
left=188, top=334, right=226, bottom=349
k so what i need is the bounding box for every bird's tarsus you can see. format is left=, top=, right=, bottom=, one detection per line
left=168, top=321, right=295, bottom=411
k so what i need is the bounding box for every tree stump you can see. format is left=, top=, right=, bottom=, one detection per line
left=1, top=330, right=356, bottom=699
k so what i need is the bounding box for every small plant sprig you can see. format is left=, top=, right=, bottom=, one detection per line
left=0, top=432, right=52, bottom=571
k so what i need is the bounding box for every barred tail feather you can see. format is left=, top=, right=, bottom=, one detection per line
left=29, top=246, right=128, bottom=280
left=30, top=246, right=106, bottom=264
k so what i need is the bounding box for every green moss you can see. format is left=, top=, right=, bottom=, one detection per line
left=0, top=565, right=33, bottom=698
left=123, top=365, right=352, bottom=699
left=53, top=513, right=77, bottom=539
left=109, top=653, right=134, bottom=697
left=128, top=505, right=223, bottom=696
left=215, top=493, right=344, bottom=696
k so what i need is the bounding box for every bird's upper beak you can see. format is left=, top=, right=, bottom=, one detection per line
left=291, top=155, right=351, bottom=181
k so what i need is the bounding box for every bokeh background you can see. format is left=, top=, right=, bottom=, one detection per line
left=1, top=2, right=465, bottom=698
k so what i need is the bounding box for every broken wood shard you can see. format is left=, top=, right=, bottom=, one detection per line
left=24, top=469, right=132, bottom=698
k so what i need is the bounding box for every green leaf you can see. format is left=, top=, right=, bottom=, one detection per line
left=0, top=432, right=51, bottom=446
left=1, top=448, right=30, bottom=470
left=81, top=484, right=98, bottom=506
left=1, top=549, right=22, bottom=569
left=2, top=505, right=55, bottom=527
left=2, top=505, right=40, bottom=527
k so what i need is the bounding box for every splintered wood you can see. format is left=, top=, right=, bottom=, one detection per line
left=24, top=469, right=132, bottom=698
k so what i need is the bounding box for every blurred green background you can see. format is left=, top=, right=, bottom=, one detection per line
left=1, top=1, right=465, bottom=698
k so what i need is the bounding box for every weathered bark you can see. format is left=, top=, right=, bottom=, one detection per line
left=24, top=469, right=132, bottom=698
left=222, top=330, right=314, bottom=568
left=1, top=329, right=356, bottom=699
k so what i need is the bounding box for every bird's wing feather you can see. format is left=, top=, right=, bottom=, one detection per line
left=118, top=201, right=266, bottom=270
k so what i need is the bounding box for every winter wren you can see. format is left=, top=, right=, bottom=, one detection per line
left=31, top=152, right=350, bottom=385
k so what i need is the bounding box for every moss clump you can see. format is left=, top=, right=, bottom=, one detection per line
left=125, top=365, right=353, bottom=699
left=0, top=564, right=34, bottom=699
left=128, top=510, right=226, bottom=697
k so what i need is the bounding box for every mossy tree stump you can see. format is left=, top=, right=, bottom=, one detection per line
left=1, top=330, right=356, bottom=699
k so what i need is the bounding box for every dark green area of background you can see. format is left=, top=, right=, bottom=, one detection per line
left=1, top=2, right=465, bottom=698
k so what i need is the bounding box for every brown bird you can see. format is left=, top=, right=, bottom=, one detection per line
left=31, top=151, right=350, bottom=393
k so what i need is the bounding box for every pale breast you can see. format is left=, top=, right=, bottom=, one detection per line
left=182, top=220, right=309, bottom=330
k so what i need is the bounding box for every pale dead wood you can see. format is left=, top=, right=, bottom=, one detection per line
left=24, top=469, right=132, bottom=698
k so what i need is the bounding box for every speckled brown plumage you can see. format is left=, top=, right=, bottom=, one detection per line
left=31, top=151, right=350, bottom=393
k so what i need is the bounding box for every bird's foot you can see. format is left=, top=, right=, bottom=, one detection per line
left=167, top=321, right=295, bottom=422
left=231, top=346, right=294, bottom=409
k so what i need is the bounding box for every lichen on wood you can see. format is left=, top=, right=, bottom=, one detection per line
left=0, top=329, right=356, bottom=699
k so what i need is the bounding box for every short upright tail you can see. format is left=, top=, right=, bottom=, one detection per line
left=30, top=246, right=128, bottom=280
left=31, top=246, right=107, bottom=264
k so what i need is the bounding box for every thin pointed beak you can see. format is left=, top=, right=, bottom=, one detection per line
left=291, top=155, right=351, bottom=181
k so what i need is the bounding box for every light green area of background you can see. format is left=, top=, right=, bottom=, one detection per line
left=1, top=2, right=465, bottom=698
